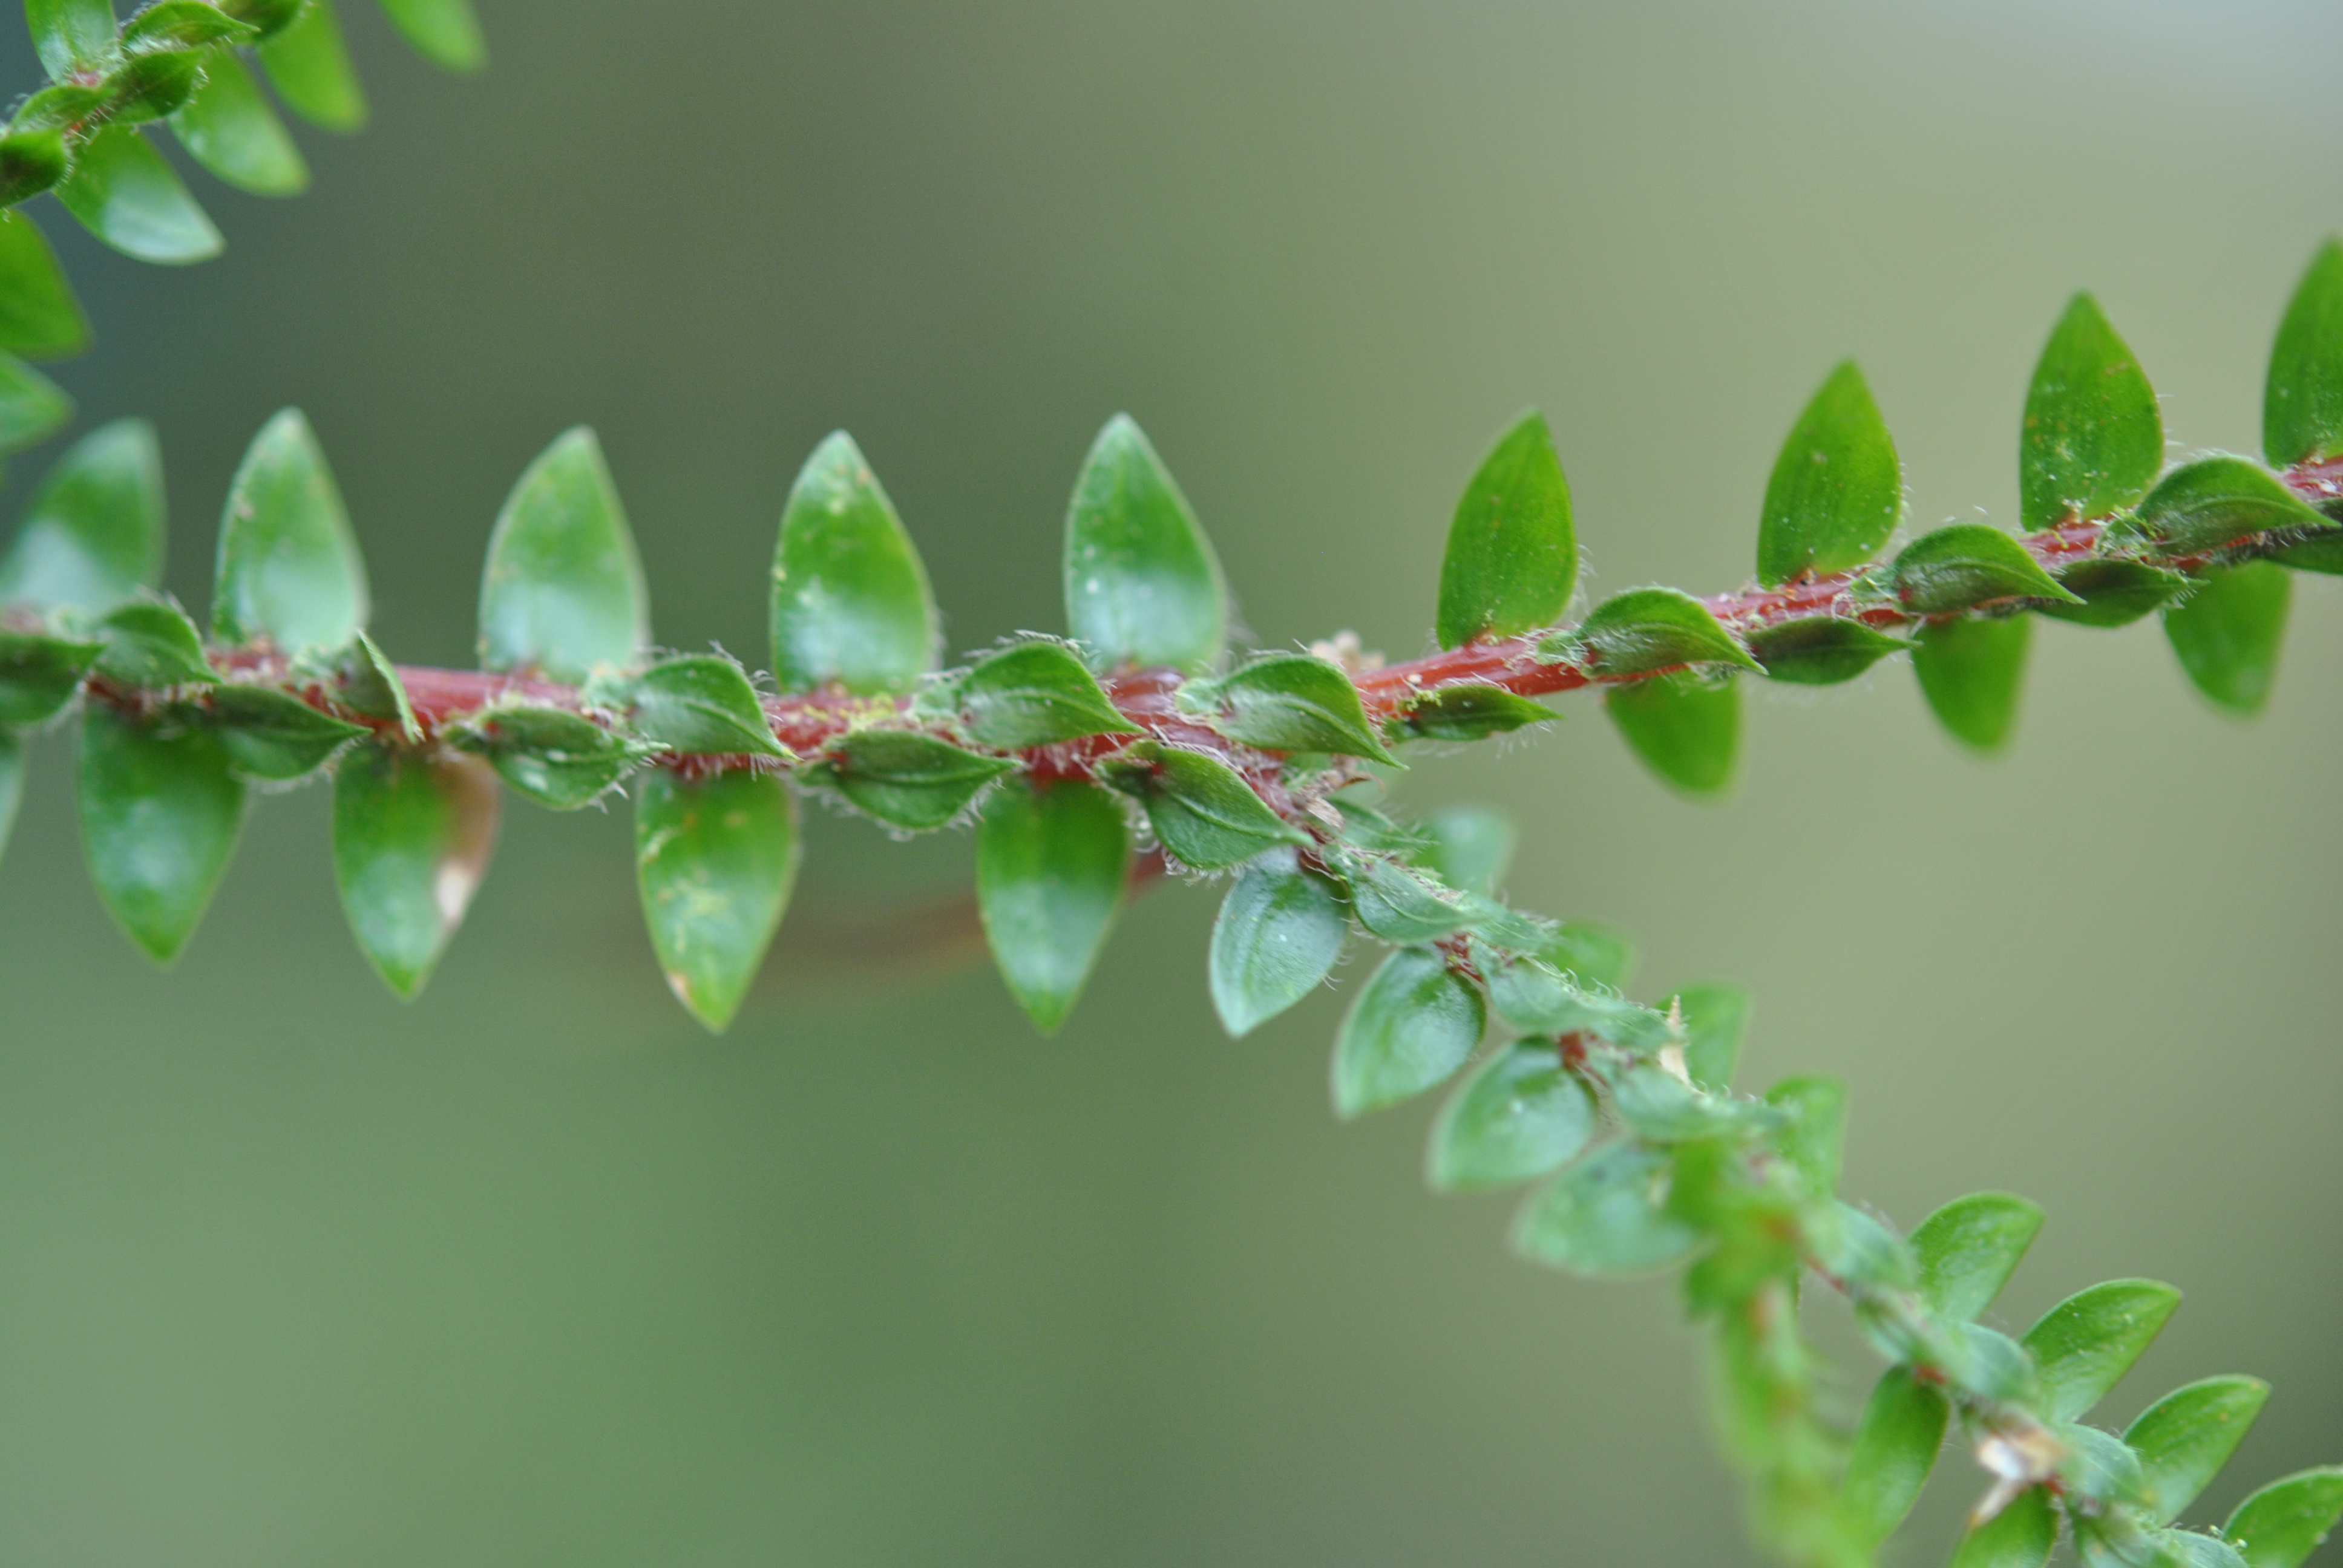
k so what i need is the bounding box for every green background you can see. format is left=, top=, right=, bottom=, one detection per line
left=2, top=2, right=2341, bottom=1562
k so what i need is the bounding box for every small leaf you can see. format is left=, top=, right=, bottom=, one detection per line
left=1947, top=1322, right=2042, bottom=1406
left=2224, top=1468, right=2343, bottom=1568
left=2157, top=1530, right=2252, bottom=1568
left=1187, top=652, right=1396, bottom=762
left=332, top=743, right=497, bottom=998
left=0, top=418, right=165, bottom=614
left=2265, top=239, right=2343, bottom=467
left=623, top=655, right=784, bottom=757
left=1913, top=614, right=2030, bottom=753
left=1757, top=361, right=1901, bottom=586
left=635, top=766, right=799, bottom=1033
left=813, top=730, right=1010, bottom=831
left=1098, top=740, right=1304, bottom=869
left=203, top=685, right=365, bottom=779
left=2060, top=1425, right=2153, bottom=1511
left=10, top=84, right=106, bottom=134
left=1415, top=803, right=1515, bottom=897
left=2131, top=457, right=2327, bottom=555
left=171, top=47, right=309, bottom=197
left=27, top=0, right=119, bottom=80
left=0, top=128, right=70, bottom=207
left=0, top=631, right=100, bottom=724
left=122, top=2, right=257, bottom=49
left=449, top=704, right=648, bottom=809
left=92, top=598, right=212, bottom=687
left=1765, top=1074, right=1846, bottom=1196
left=0, top=211, right=88, bottom=358
left=0, top=351, right=72, bottom=450
left=54, top=125, right=223, bottom=264
left=1841, top=1366, right=1949, bottom=1547
left=1208, top=846, right=1346, bottom=1037
left=377, top=0, right=487, bottom=72
left=2125, top=1377, right=2270, bottom=1526
left=1482, top=953, right=1674, bottom=1045
left=1512, top=1140, right=1702, bottom=1278
left=2023, top=1278, right=2182, bottom=1422
left=78, top=702, right=244, bottom=962
left=1612, top=1064, right=1773, bottom=1143
left=2270, top=534, right=2343, bottom=575
left=1334, top=848, right=1477, bottom=943
left=214, top=408, right=369, bottom=652
left=103, top=45, right=208, bottom=124
left=0, top=729, right=22, bottom=869
left=1545, top=921, right=1636, bottom=990
left=975, top=776, right=1128, bottom=1033
left=1948, top=1485, right=2057, bottom=1568
left=1674, top=982, right=1749, bottom=1090
left=950, top=640, right=1133, bottom=749
left=2022, top=293, right=2163, bottom=531
left=1436, top=410, right=1575, bottom=648
left=770, top=431, right=938, bottom=696
left=1911, top=1192, right=2044, bottom=1323
left=479, top=428, right=648, bottom=682
left=1571, top=587, right=1758, bottom=676
left=332, top=630, right=416, bottom=740
left=1745, top=616, right=1911, bottom=685
left=1894, top=524, right=2077, bottom=614
left=2163, top=561, right=2289, bottom=716
left=257, top=0, right=368, bottom=132
left=1331, top=944, right=1485, bottom=1117
left=1063, top=414, right=1226, bottom=674
left=220, top=0, right=306, bottom=39
left=2040, top=558, right=2187, bottom=629
left=1604, top=671, right=1738, bottom=797
left=1427, top=1039, right=1595, bottom=1191
left=1391, top=683, right=1554, bottom=741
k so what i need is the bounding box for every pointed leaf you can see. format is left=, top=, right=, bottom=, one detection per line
left=1571, top=588, right=1758, bottom=676
left=1674, top=982, right=1749, bottom=1091
left=2125, top=1377, right=2270, bottom=1526
left=813, top=730, right=1009, bottom=831
left=171, top=47, right=309, bottom=196
left=27, top=0, right=118, bottom=79
left=0, top=126, right=70, bottom=208
left=93, top=598, right=212, bottom=686
left=377, top=0, right=486, bottom=72
left=1745, top=615, right=1911, bottom=685
left=1436, top=410, right=1575, bottom=647
left=2023, top=1279, right=2182, bottom=1422
left=122, top=4, right=257, bottom=50
left=1187, top=652, right=1395, bottom=761
left=1483, top=952, right=1674, bottom=1045
left=0, top=351, right=71, bottom=450
left=1841, top=1365, right=1950, bottom=1547
left=1766, top=1074, right=1846, bottom=1195
left=0, top=210, right=89, bottom=358
left=622, top=655, right=784, bottom=757
left=2023, top=293, right=2163, bottom=531
left=1948, top=1486, right=2057, bottom=1568
left=1332, top=846, right=1478, bottom=943
left=1063, top=414, right=1225, bottom=673
left=1427, top=1039, right=1595, bottom=1191
left=1098, top=739, right=1303, bottom=869
left=332, top=743, right=497, bottom=998
left=1894, top=524, right=2076, bottom=614
left=1613, top=1063, right=1775, bottom=1143
left=2040, top=559, right=2187, bottom=629
left=2060, top=1424, right=2154, bottom=1511
left=2130, top=457, right=2325, bottom=555
left=635, top=767, right=798, bottom=1033
left=448, top=704, right=649, bottom=809
left=2270, top=534, right=2343, bottom=575
left=1758, top=361, right=1901, bottom=586
left=2224, top=1468, right=2343, bottom=1568
left=1331, top=944, right=1485, bottom=1117
left=2157, top=1531, right=2252, bottom=1568
left=770, top=431, right=937, bottom=696
left=55, top=125, right=222, bottom=264
left=0, top=418, right=165, bottom=613
left=257, top=0, right=367, bottom=131
left=1605, top=671, right=1738, bottom=797
left=332, top=630, right=416, bottom=740
left=1913, top=613, right=2030, bottom=753
left=950, top=639, right=1133, bottom=749
left=203, top=684, right=365, bottom=779
left=1415, top=803, right=1515, bottom=897
left=1911, top=1192, right=2044, bottom=1323
left=1545, top=921, right=1636, bottom=990
left=0, top=631, right=100, bottom=724
left=0, top=729, right=22, bottom=869
left=479, top=428, right=647, bottom=682
left=1208, top=845, right=1346, bottom=1037
left=1391, top=682, right=1554, bottom=741
left=213, top=408, right=369, bottom=651
left=78, top=702, right=244, bottom=962
left=975, top=776, right=1127, bottom=1033
left=1512, top=1140, right=1701, bottom=1278
left=2266, top=240, right=2343, bottom=467
left=2163, top=561, right=2289, bottom=716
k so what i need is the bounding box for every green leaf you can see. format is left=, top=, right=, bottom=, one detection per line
left=92, top=598, right=211, bottom=687
left=1910, top=1192, right=2043, bottom=1323
left=1604, top=671, right=1738, bottom=797
left=1947, top=1321, right=2043, bottom=1406
left=1545, top=921, right=1636, bottom=990
left=1186, top=652, right=1396, bottom=762
left=0, top=128, right=68, bottom=207
left=2224, top=1468, right=2343, bottom=1568
left=1334, top=848, right=1479, bottom=944
left=78, top=702, right=244, bottom=962
left=0, top=210, right=89, bottom=358
left=332, top=630, right=416, bottom=740
left=2270, top=534, right=2343, bottom=575
left=770, top=431, right=938, bottom=696
left=0, top=630, right=100, bottom=724
left=213, top=408, right=369, bottom=652
left=1841, top=1365, right=1950, bottom=1547
left=0, top=351, right=71, bottom=450
left=1913, top=614, right=2030, bottom=753
left=10, top=84, right=106, bottom=134
left=449, top=704, right=647, bottom=809
left=1482, top=953, right=1674, bottom=1045
left=0, top=418, right=165, bottom=613
left=1512, top=1140, right=1702, bottom=1278
left=1427, top=1039, right=1596, bottom=1191
left=1391, top=683, right=1554, bottom=741
left=377, top=0, right=487, bottom=72
left=2163, top=561, right=2290, bottom=716
left=170, top=47, right=309, bottom=197
left=1415, top=803, right=1515, bottom=897
left=1948, top=1486, right=2057, bottom=1568
left=122, top=2, right=256, bottom=49
left=1436, top=409, right=1575, bottom=648
left=975, top=776, right=1128, bottom=1034
left=2130, top=457, right=2327, bottom=555
left=0, top=728, right=22, bottom=869
left=813, top=730, right=1010, bottom=831
left=621, top=655, right=784, bottom=757
left=1674, top=982, right=1749, bottom=1091
left=332, top=743, right=497, bottom=998
left=2023, top=1279, right=2182, bottom=1422
left=479, top=427, right=647, bottom=682
left=2023, top=293, right=2163, bottom=530
left=28, top=0, right=118, bottom=79
left=1063, top=414, right=1226, bottom=674
left=107, top=45, right=211, bottom=124
left=2266, top=239, right=2343, bottom=467
left=1744, top=615, right=1911, bottom=685
left=635, top=766, right=798, bottom=1033
left=2155, top=1530, right=2252, bottom=1568
left=1331, top=944, right=1485, bottom=1118
left=203, top=684, right=365, bottom=779
left=54, top=125, right=223, bottom=264
left=1757, top=361, right=1901, bottom=586
left=949, top=640, right=1133, bottom=749
left=257, top=0, right=367, bottom=132
left=1208, top=846, right=1346, bottom=1037
left=1098, top=739, right=1304, bottom=869
left=1570, top=588, right=1758, bottom=676
left=1894, top=524, right=2077, bottom=614
left=2039, top=558, right=2187, bottom=629
left=219, top=0, right=306, bottom=42
left=1612, top=1064, right=1773, bottom=1143
left=2125, top=1377, right=2270, bottom=1526
left=1765, top=1074, right=1846, bottom=1195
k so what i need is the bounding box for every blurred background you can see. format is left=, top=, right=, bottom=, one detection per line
left=1, top=1, right=2340, bottom=1562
